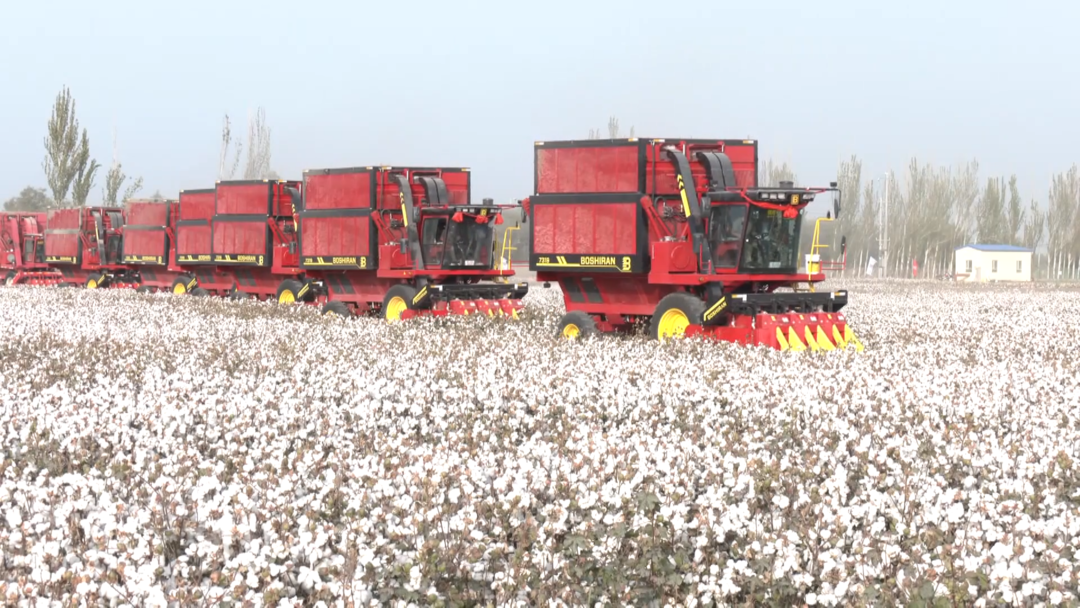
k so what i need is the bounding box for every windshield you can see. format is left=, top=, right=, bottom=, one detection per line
left=708, top=204, right=747, bottom=269
left=442, top=217, right=494, bottom=269
left=740, top=206, right=801, bottom=272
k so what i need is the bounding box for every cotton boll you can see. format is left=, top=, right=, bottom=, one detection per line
left=0, top=280, right=1077, bottom=604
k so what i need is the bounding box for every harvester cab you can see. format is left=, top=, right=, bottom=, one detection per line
left=1, top=212, right=51, bottom=285
left=382, top=168, right=510, bottom=274
left=662, top=144, right=841, bottom=282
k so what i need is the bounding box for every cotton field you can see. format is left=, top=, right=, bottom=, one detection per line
left=1, top=280, right=1079, bottom=607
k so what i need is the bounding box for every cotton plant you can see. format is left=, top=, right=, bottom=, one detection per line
left=0, top=279, right=1077, bottom=606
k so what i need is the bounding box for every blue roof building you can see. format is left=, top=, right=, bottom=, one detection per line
left=954, top=244, right=1033, bottom=253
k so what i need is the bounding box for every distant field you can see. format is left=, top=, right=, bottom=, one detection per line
left=0, top=280, right=1077, bottom=606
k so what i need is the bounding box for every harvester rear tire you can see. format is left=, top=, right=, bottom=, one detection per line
left=382, top=284, right=417, bottom=323
left=558, top=311, right=598, bottom=340
left=649, top=292, right=705, bottom=341
left=86, top=273, right=105, bottom=289
left=322, top=301, right=353, bottom=318
left=229, top=288, right=253, bottom=301
left=190, top=287, right=210, bottom=297
left=4, top=271, right=15, bottom=286
left=136, top=285, right=153, bottom=294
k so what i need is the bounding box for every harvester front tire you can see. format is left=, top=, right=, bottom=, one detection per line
left=558, top=311, right=598, bottom=340
left=86, top=273, right=105, bottom=289
left=322, top=301, right=353, bottom=318
left=276, top=279, right=312, bottom=304
left=171, top=276, right=194, bottom=295
left=649, top=292, right=705, bottom=341
left=382, top=284, right=417, bottom=323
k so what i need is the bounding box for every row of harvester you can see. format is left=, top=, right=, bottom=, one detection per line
left=1, top=166, right=528, bottom=319
left=523, top=137, right=862, bottom=351
left=0, top=137, right=861, bottom=352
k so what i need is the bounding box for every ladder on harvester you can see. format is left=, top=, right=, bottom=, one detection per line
left=495, top=225, right=519, bottom=283
left=801, top=216, right=842, bottom=293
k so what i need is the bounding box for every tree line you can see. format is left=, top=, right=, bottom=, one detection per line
left=8, top=100, right=1076, bottom=281
left=4, top=86, right=277, bottom=212
left=795, top=156, right=1074, bottom=281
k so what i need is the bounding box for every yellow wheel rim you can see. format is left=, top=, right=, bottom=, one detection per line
left=87, top=279, right=98, bottom=289
left=658, top=309, right=690, bottom=339
left=173, top=283, right=186, bottom=294
left=562, top=323, right=580, bottom=339
left=279, top=290, right=296, bottom=304
left=385, top=296, right=407, bottom=322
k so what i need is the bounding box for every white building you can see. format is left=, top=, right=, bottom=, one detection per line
left=954, top=244, right=1032, bottom=282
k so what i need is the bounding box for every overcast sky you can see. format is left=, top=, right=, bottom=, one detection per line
left=2, top=0, right=1075, bottom=216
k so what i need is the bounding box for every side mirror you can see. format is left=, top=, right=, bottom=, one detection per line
left=841, top=235, right=847, bottom=255
left=400, top=239, right=408, bottom=254
left=833, top=193, right=841, bottom=220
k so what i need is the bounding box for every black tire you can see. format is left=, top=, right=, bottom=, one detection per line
left=190, top=287, right=210, bottom=297
left=648, top=292, right=706, bottom=341
left=4, top=270, right=15, bottom=286
left=558, top=311, right=598, bottom=340
left=382, top=284, right=418, bottom=323
left=171, top=276, right=195, bottom=295
left=86, top=273, right=106, bottom=289
left=136, top=285, right=153, bottom=294
left=276, top=279, right=305, bottom=304
left=322, top=301, right=353, bottom=318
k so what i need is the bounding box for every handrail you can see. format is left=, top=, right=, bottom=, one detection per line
left=498, top=225, right=519, bottom=280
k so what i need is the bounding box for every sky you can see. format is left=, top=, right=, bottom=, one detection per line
left=2, top=0, right=1077, bottom=219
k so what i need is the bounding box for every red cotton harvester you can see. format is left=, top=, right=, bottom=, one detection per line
left=525, top=137, right=862, bottom=352
left=1, top=212, right=53, bottom=285
left=294, top=165, right=528, bottom=319
left=42, top=206, right=136, bottom=289
left=118, top=197, right=203, bottom=293
left=172, top=179, right=304, bottom=298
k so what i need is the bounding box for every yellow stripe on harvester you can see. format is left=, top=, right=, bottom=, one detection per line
left=815, top=326, right=835, bottom=351
left=844, top=326, right=864, bottom=351
left=703, top=297, right=727, bottom=322
left=787, top=327, right=806, bottom=351
left=677, top=175, right=692, bottom=218
left=534, top=255, right=630, bottom=272
left=412, top=286, right=428, bottom=306
left=833, top=326, right=847, bottom=348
